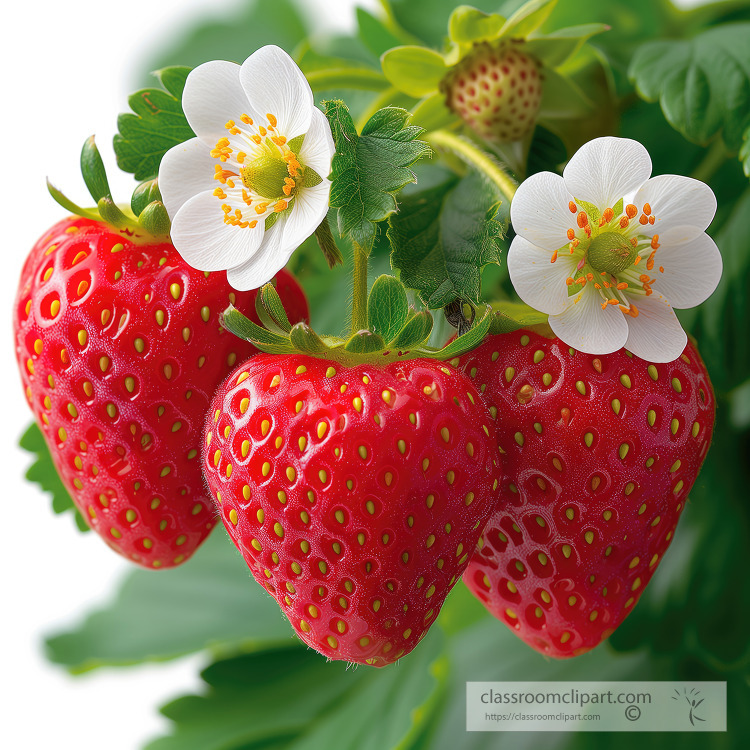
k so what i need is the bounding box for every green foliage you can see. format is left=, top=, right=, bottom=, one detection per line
left=629, top=23, right=750, bottom=151
left=389, top=170, right=504, bottom=308
left=19, top=423, right=88, bottom=532
left=740, top=123, right=750, bottom=177
left=324, top=101, right=431, bottom=253
left=46, top=532, right=292, bottom=672
left=366, top=275, right=410, bottom=342
left=113, top=66, right=195, bottom=181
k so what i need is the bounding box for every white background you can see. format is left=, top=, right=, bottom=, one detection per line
left=0, top=1, right=372, bottom=748
left=0, top=0, right=707, bottom=748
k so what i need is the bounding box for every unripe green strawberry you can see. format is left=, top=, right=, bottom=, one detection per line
left=442, top=41, right=542, bottom=142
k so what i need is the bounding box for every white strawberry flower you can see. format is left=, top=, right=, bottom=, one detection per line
left=507, top=136, right=721, bottom=362
left=159, top=45, right=334, bottom=290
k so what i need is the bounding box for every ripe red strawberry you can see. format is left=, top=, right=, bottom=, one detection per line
left=14, top=215, right=308, bottom=568
left=457, top=329, right=715, bottom=657
left=202, top=354, right=501, bottom=666
left=441, top=41, right=542, bottom=142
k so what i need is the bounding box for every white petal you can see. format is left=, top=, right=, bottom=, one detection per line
left=284, top=180, right=331, bottom=247
left=650, top=232, right=723, bottom=309
left=563, top=137, right=652, bottom=209
left=298, top=107, right=335, bottom=178
left=227, top=221, right=290, bottom=291
left=240, top=45, right=313, bottom=141
left=182, top=60, right=259, bottom=147
left=507, top=236, right=578, bottom=315
left=170, top=191, right=264, bottom=271
left=548, top=283, right=629, bottom=354
left=510, top=171, right=575, bottom=250
left=623, top=293, right=687, bottom=363
left=159, top=138, right=219, bottom=218
left=632, top=174, right=717, bottom=240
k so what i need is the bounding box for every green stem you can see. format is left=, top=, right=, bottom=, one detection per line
left=306, top=68, right=390, bottom=92
left=690, top=140, right=727, bottom=184
left=428, top=129, right=517, bottom=202
left=351, top=242, right=369, bottom=335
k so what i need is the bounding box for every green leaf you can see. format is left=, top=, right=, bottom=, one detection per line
left=629, top=23, right=750, bottom=151
left=324, top=101, right=431, bottom=253
left=356, top=7, right=407, bottom=58
left=538, top=66, right=595, bottom=120
left=19, top=423, right=88, bottom=532
left=45, top=180, right=101, bottom=223
left=527, top=125, right=567, bottom=176
left=489, top=302, right=550, bottom=333
left=147, top=628, right=446, bottom=750
left=389, top=171, right=504, bottom=309
left=380, top=46, right=448, bottom=98
left=113, top=66, right=195, bottom=181
left=523, top=23, right=610, bottom=69
left=221, top=305, right=296, bottom=354
left=448, top=6, right=505, bottom=48
left=427, top=307, right=492, bottom=359
left=45, top=532, right=293, bottom=672
left=80, top=136, right=113, bottom=204
left=366, top=275, right=409, bottom=342
left=259, top=283, right=293, bottom=333
left=499, top=0, right=558, bottom=39
left=391, top=310, right=434, bottom=349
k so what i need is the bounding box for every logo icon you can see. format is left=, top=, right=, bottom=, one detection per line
left=672, top=687, right=706, bottom=727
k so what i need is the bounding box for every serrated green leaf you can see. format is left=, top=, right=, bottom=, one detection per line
left=45, top=532, right=292, bottom=672
left=19, top=423, right=88, bottom=532
left=391, top=310, right=434, bottom=349
left=381, top=45, right=448, bottom=99
left=324, top=101, right=431, bottom=252
left=113, top=67, right=195, bottom=181
left=523, top=23, right=610, bottom=68
left=366, top=275, right=409, bottom=342
left=499, top=0, right=558, bottom=39
left=629, top=23, right=750, bottom=151
left=389, top=171, right=504, bottom=309
left=147, top=628, right=446, bottom=750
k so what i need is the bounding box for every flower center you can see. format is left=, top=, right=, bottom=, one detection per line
left=558, top=200, right=663, bottom=317
left=587, top=231, right=637, bottom=274
left=240, top=153, right=297, bottom=201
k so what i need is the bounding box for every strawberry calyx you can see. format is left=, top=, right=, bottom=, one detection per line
left=47, top=135, right=171, bottom=243
left=221, top=274, right=493, bottom=365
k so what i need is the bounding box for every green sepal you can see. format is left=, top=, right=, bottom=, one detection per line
left=741, top=126, right=750, bottom=178
left=289, top=323, right=329, bottom=354
left=81, top=136, right=113, bottom=205
left=131, top=179, right=162, bottom=217
left=288, top=133, right=305, bottom=153
left=488, top=301, right=550, bottom=334
left=409, top=91, right=458, bottom=132
left=301, top=167, right=323, bottom=188
left=367, top=275, right=409, bottom=343
left=259, top=283, right=293, bottom=333
left=345, top=330, right=387, bottom=354
left=137, top=201, right=171, bottom=238
left=423, top=306, right=492, bottom=359
left=574, top=197, right=601, bottom=224
left=265, top=211, right=281, bottom=231
left=390, top=309, right=434, bottom=349
left=314, top=215, right=344, bottom=269
left=448, top=6, right=505, bottom=49
left=522, top=23, right=610, bottom=68
left=220, top=305, right=296, bottom=354
left=46, top=180, right=101, bottom=223
left=538, top=68, right=594, bottom=120
left=97, top=197, right=137, bottom=231
left=380, top=46, right=448, bottom=98
left=498, top=0, right=558, bottom=40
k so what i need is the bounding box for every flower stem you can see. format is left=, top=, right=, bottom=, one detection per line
left=428, top=129, right=518, bottom=203
left=306, top=68, right=390, bottom=92
left=351, top=241, right=369, bottom=335
left=690, top=139, right=727, bottom=184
